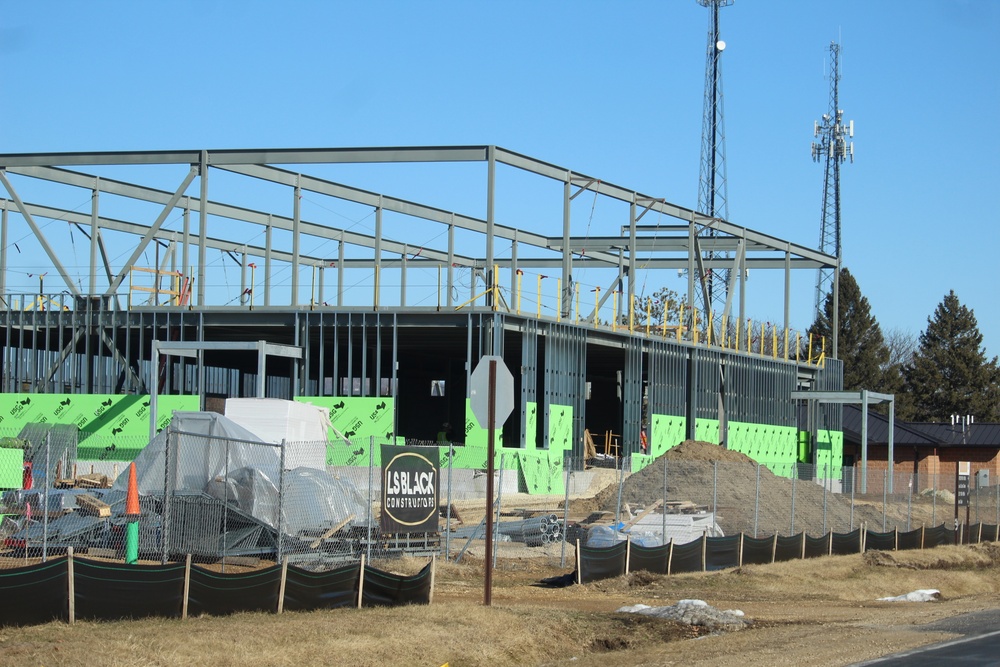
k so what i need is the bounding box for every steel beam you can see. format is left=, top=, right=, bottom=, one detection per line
left=0, top=171, right=82, bottom=297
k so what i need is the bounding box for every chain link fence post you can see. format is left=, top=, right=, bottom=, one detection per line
left=222, top=435, right=231, bottom=572
left=445, top=442, right=454, bottom=561
left=754, top=462, right=760, bottom=538
left=492, top=452, right=507, bottom=570
left=42, top=432, right=50, bottom=563
left=560, top=455, right=572, bottom=568
left=907, top=471, right=913, bottom=532
left=882, top=468, right=888, bottom=533
left=932, top=471, right=937, bottom=527
left=822, top=463, right=828, bottom=536
left=662, top=457, right=669, bottom=543
left=712, top=461, right=718, bottom=523
left=367, top=436, right=375, bottom=564
left=790, top=468, right=797, bottom=536
left=849, top=465, right=855, bottom=532
left=277, top=438, right=286, bottom=565
left=161, top=425, right=172, bottom=565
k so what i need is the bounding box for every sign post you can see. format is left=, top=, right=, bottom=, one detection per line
left=470, top=355, right=514, bottom=606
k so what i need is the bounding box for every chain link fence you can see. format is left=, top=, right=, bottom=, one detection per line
left=3, top=430, right=996, bottom=572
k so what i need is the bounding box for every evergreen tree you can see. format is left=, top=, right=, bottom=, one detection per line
left=807, top=267, right=898, bottom=393
left=903, top=291, right=1000, bottom=422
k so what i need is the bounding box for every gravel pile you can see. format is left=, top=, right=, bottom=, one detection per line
left=616, top=599, right=751, bottom=631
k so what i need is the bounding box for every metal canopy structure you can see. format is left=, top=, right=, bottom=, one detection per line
left=149, top=340, right=303, bottom=440
left=792, top=390, right=894, bottom=493
left=0, top=145, right=837, bottom=339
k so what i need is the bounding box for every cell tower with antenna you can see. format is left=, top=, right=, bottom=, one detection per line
left=696, top=0, right=733, bottom=316
left=811, top=41, right=854, bottom=318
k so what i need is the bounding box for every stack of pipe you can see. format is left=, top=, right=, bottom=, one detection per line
left=450, top=514, right=563, bottom=547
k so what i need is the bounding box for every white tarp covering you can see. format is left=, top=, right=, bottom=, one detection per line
left=112, top=411, right=367, bottom=534
left=224, top=398, right=329, bottom=469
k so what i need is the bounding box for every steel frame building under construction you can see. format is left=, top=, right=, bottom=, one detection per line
left=0, top=146, right=843, bottom=486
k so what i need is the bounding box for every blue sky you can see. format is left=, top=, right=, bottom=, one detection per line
left=1, top=1, right=998, bottom=360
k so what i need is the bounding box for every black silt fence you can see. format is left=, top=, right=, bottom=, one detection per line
left=804, top=535, right=828, bottom=559
left=774, top=535, right=802, bottom=562
left=741, top=536, right=775, bottom=565
left=75, top=559, right=185, bottom=620
left=669, top=538, right=703, bottom=574
left=706, top=535, right=739, bottom=571
left=865, top=530, right=895, bottom=551
left=361, top=560, right=433, bottom=607
left=0, top=559, right=67, bottom=626
left=0, top=553, right=435, bottom=628
left=831, top=529, right=862, bottom=555
left=188, top=565, right=283, bottom=617
left=578, top=540, right=627, bottom=583
left=629, top=543, right=669, bottom=575
left=282, top=563, right=360, bottom=611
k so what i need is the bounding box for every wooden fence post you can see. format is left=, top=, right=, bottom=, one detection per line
left=182, top=554, right=191, bottom=620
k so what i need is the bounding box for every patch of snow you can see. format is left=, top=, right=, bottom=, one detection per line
left=877, top=589, right=941, bottom=602
left=616, top=599, right=751, bottom=631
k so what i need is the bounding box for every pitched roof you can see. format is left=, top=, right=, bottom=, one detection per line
left=840, top=405, right=1000, bottom=448
left=841, top=405, right=945, bottom=446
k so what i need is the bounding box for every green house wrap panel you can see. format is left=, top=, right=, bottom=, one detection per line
left=295, top=397, right=395, bottom=443
left=815, top=430, right=844, bottom=478
left=0, top=394, right=198, bottom=460
left=650, top=414, right=686, bottom=456
left=547, top=404, right=572, bottom=451
left=525, top=401, right=538, bottom=449
left=515, top=449, right=564, bottom=495
left=0, top=448, right=23, bottom=488
left=694, top=419, right=720, bottom=445
left=463, top=399, right=502, bottom=449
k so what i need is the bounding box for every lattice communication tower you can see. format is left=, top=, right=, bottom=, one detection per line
left=811, top=41, right=854, bottom=317
left=696, top=0, right=733, bottom=316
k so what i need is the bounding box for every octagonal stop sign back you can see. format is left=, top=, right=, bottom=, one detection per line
left=470, top=354, right=515, bottom=429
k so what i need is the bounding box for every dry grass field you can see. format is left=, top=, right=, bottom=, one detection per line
left=3, top=543, right=1000, bottom=667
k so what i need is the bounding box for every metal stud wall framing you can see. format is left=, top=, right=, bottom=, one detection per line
left=623, top=341, right=644, bottom=454
left=520, top=318, right=539, bottom=449
left=542, top=322, right=587, bottom=453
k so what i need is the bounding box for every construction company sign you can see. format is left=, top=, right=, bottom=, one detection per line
left=380, top=445, right=439, bottom=533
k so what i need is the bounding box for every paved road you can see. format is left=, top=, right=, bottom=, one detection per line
left=853, top=608, right=1000, bottom=666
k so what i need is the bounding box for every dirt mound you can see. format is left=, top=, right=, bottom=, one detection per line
left=589, top=440, right=890, bottom=537
left=662, top=440, right=756, bottom=464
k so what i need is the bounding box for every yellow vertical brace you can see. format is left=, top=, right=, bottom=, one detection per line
left=772, top=325, right=778, bottom=359
left=628, top=295, right=635, bottom=334
left=493, top=264, right=499, bottom=312
left=612, top=291, right=618, bottom=332
left=594, top=286, right=600, bottom=327
left=783, top=328, right=789, bottom=361
left=661, top=299, right=668, bottom=338
left=807, top=333, right=814, bottom=365
left=735, top=318, right=740, bottom=350
left=707, top=313, right=714, bottom=347
left=646, top=298, right=652, bottom=336
left=693, top=308, right=699, bottom=344
left=721, top=315, right=728, bottom=349
left=746, top=319, right=752, bottom=353
left=677, top=303, right=684, bottom=342
left=537, top=275, right=543, bottom=319
left=796, top=332, right=801, bottom=363
left=516, top=270, right=522, bottom=315
left=821, top=336, right=826, bottom=366
left=556, top=278, right=561, bottom=322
